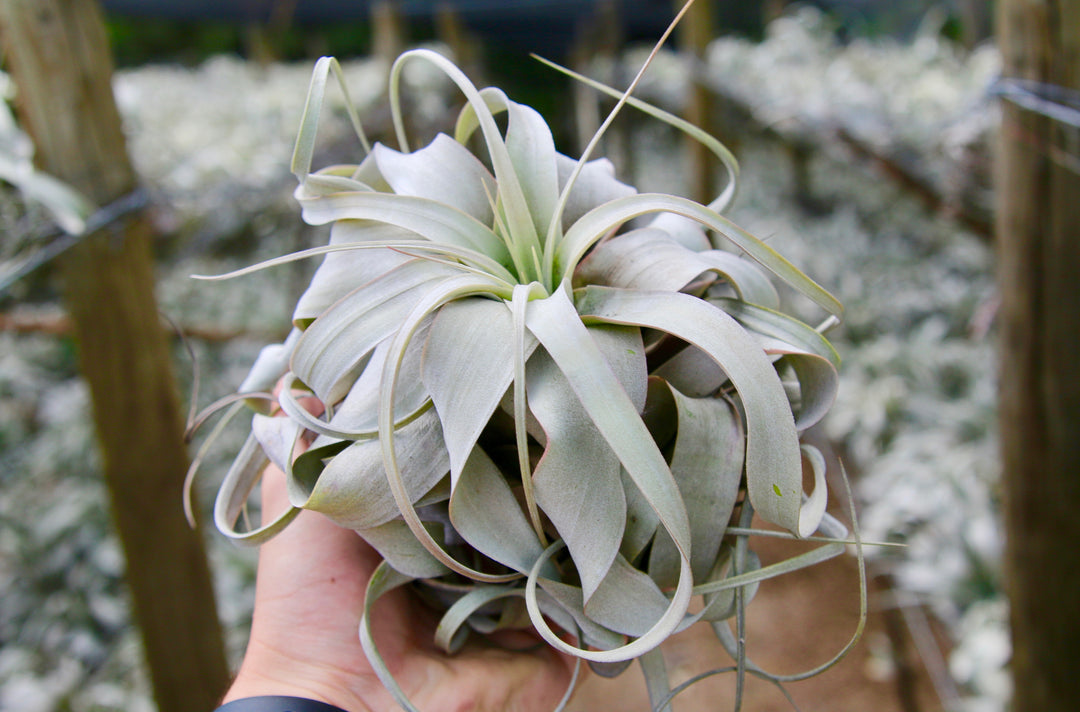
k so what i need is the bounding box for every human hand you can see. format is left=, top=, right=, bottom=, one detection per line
left=221, top=461, right=579, bottom=712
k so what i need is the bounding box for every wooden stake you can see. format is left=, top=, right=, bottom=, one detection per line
left=0, top=2, right=231, bottom=711
left=676, top=0, right=716, bottom=205
left=435, top=3, right=484, bottom=85
left=372, top=0, right=406, bottom=65
left=996, top=1, right=1080, bottom=708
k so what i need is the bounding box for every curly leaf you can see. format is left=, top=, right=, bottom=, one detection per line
left=389, top=49, right=540, bottom=281
left=648, top=384, right=744, bottom=587
left=713, top=298, right=840, bottom=431
left=559, top=193, right=842, bottom=318
left=359, top=563, right=422, bottom=712
left=577, top=227, right=780, bottom=308
left=532, top=54, right=740, bottom=214
left=291, top=260, right=456, bottom=404
left=576, top=286, right=816, bottom=536
left=214, top=433, right=300, bottom=544
left=526, top=540, right=693, bottom=663
left=290, top=408, right=449, bottom=530
left=290, top=56, right=370, bottom=182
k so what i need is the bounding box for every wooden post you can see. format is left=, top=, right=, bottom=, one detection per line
left=676, top=0, right=716, bottom=205
left=0, top=2, right=231, bottom=711
left=958, top=0, right=993, bottom=50
left=764, top=0, right=790, bottom=25
left=435, top=3, right=484, bottom=85
left=569, top=0, right=626, bottom=167
left=372, top=0, right=406, bottom=65
left=996, top=0, right=1080, bottom=708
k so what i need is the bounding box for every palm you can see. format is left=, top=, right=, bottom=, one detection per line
left=228, top=465, right=575, bottom=712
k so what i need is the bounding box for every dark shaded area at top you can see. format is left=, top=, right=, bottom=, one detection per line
left=101, top=1, right=974, bottom=61
left=102, top=0, right=678, bottom=57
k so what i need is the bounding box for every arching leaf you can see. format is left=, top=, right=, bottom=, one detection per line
left=373, top=135, right=496, bottom=227
left=422, top=296, right=536, bottom=485
left=290, top=408, right=449, bottom=530
left=713, top=298, right=840, bottom=431
left=527, top=345, right=626, bottom=602
left=575, top=286, right=814, bottom=535
left=448, top=446, right=548, bottom=575
left=291, top=260, right=456, bottom=404
left=649, top=384, right=744, bottom=586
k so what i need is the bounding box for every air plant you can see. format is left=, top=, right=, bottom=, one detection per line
left=194, top=4, right=862, bottom=709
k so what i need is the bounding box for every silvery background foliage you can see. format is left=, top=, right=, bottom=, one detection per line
left=0, top=9, right=1004, bottom=711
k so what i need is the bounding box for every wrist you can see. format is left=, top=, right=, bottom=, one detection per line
left=223, top=673, right=342, bottom=709
left=223, top=645, right=375, bottom=712
left=216, top=696, right=350, bottom=712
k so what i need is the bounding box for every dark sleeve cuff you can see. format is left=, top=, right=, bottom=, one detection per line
left=215, top=696, right=350, bottom=712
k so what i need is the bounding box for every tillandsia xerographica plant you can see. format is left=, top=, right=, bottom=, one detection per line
left=195, top=7, right=862, bottom=709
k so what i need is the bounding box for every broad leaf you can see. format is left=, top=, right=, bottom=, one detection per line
left=577, top=227, right=782, bottom=310
left=423, top=296, right=536, bottom=485
left=525, top=287, right=692, bottom=555
left=238, top=328, right=301, bottom=406
left=291, top=260, right=455, bottom=404
left=289, top=408, right=449, bottom=530
left=649, top=384, right=744, bottom=586
left=292, top=220, right=416, bottom=326
left=458, top=88, right=562, bottom=241
left=378, top=274, right=525, bottom=582
left=527, top=345, right=626, bottom=602
left=585, top=555, right=673, bottom=637
left=576, top=286, right=817, bottom=535
left=373, top=135, right=496, bottom=227
left=358, top=518, right=449, bottom=578
left=448, top=446, right=548, bottom=575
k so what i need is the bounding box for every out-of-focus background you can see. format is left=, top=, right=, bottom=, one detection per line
left=0, top=0, right=1031, bottom=710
